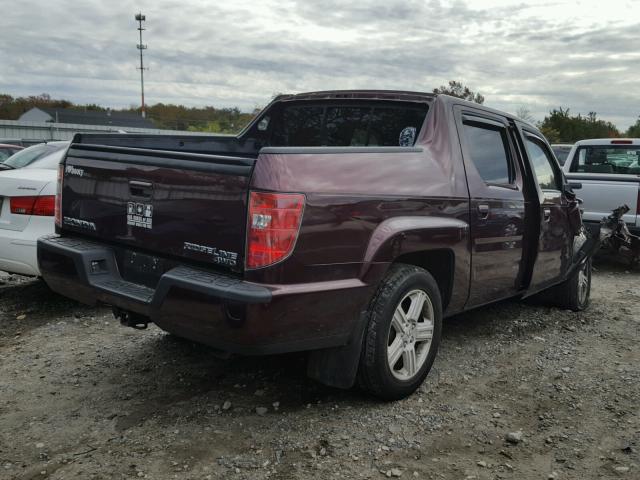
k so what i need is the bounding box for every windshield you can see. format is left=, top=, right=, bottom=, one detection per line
left=269, top=101, right=429, bottom=147
left=551, top=145, right=572, bottom=165
left=569, top=145, right=640, bottom=174
left=3, top=143, right=66, bottom=169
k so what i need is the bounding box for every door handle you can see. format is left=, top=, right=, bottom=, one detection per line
left=129, top=180, right=153, bottom=198
left=543, top=207, right=551, bottom=222
left=478, top=203, right=490, bottom=220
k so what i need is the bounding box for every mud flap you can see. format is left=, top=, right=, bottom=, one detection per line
left=306, top=312, right=367, bottom=389
left=567, top=227, right=601, bottom=277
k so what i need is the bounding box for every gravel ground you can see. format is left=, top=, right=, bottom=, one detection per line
left=0, top=258, right=638, bottom=480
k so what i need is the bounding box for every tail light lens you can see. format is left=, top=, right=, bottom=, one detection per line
left=246, top=191, right=305, bottom=269
left=10, top=195, right=56, bottom=216
left=55, top=164, right=63, bottom=226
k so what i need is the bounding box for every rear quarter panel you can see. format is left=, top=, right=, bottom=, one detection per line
left=248, top=99, right=472, bottom=315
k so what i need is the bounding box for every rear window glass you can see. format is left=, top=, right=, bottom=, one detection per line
left=3, top=143, right=65, bottom=169
left=570, top=145, right=640, bottom=174
left=25, top=149, right=66, bottom=170
left=270, top=103, right=428, bottom=147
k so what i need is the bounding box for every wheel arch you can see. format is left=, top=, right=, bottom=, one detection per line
left=359, top=216, right=470, bottom=314
left=393, top=249, right=454, bottom=310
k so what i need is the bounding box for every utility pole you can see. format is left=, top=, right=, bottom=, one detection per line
left=135, top=13, right=147, bottom=118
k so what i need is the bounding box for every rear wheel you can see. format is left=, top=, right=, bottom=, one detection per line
left=358, top=264, right=442, bottom=400
left=562, top=259, right=591, bottom=311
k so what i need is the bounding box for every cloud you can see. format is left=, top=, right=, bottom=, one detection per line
left=0, top=0, right=638, bottom=129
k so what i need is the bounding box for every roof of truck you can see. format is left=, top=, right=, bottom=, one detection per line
left=275, top=90, right=436, bottom=103
left=574, top=138, right=640, bottom=145
left=274, top=90, right=534, bottom=125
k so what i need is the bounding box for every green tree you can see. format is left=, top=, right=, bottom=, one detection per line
left=0, top=93, right=72, bottom=119
left=0, top=92, right=257, bottom=133
left=537, top=108, right=619, bottom=143
left=539, top=125, right=561, bottom=143
left=433, top=80, right=485, bottom=104
left=627, top=117, right=640, bottom=137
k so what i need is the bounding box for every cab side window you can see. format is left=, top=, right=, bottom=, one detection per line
left=463, top=122, right=512, bottom=185
left=524, top=136, right=561, bottom=191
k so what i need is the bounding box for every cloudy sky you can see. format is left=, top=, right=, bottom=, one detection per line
left=1, top=0, right=638, bottom=129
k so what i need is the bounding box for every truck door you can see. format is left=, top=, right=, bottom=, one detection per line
left=455, top=107, right=528, bottom=307
left=519, top=129, right=575, bottom=289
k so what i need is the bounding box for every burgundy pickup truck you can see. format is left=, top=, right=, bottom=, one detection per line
left=38, top=91, right=595, bottom=399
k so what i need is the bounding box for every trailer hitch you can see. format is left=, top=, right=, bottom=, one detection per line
left=112, top=307, right=150, bottom=330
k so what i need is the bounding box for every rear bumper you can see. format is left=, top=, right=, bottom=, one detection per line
left=37, top=235, right=371, bottom=354
left=0, top=224, right=48, bottom=277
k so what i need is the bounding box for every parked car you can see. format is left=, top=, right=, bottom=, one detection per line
left=0, top=142, right=69, bottom=276
left=0, top=141, right=68, bottom=170
left=0, top=143, right=24, bottom=162
left=38, top=92, right=595, bottom=399
left=551, top=143, right=573, bottom=166
left=562, top=138, right=640, bottom=235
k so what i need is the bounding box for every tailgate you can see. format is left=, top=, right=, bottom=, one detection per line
left=567, top=175, right=639, bottom=225
left=60, top=143, right=253, bottom=272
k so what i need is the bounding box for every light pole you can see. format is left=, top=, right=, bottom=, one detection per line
left=135, top=13, right=147, bottom=118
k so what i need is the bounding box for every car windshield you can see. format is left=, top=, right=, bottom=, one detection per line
left=2, top=143, right=66, bottom=169
left=551, top=145, right=572, bottom=165
left=569, top=145, right=640, bottom=174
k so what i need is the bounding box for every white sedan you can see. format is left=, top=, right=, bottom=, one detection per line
left=0, top=142, right=69, bottom=276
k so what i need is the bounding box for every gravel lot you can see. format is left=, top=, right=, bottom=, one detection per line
left=0, top=257, right=638, bottom=480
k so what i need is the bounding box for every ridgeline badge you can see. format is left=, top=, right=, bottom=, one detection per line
left=183, top=242, right=238, bottom=267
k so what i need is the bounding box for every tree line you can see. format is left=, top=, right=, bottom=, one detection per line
left=1, top=88, right=639, bottom=140
left=0, top=93, right=257, bottom=134
left=433, top=80, right=639, bottom=142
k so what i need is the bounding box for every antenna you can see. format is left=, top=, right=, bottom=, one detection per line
left=135, top=13, right=148, bottom=118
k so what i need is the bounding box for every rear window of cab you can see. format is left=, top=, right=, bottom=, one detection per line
left=269, top=102, right=429, bottom=147
left=570, top=145, right=640, bottom=175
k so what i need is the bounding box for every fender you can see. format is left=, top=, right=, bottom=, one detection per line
left=360, top=215, right=471, bottom=314
left=308, top=216, right=470, bottom=390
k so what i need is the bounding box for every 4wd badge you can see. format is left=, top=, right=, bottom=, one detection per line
left=127, top=202, right=153, bottom=229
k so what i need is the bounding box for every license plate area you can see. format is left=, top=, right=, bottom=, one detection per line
left=122, top=250, right=165, bottom=287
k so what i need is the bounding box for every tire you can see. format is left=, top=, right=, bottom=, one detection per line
left=358, top=263, right=442, bottom=400
left=539, top=259, right=592, bottom=311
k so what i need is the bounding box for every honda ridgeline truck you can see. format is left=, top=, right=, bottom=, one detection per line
left=38, top=91, right=595, bottom=400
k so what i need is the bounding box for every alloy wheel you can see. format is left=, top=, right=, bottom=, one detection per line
left=386, top=289, right=434, bottom=381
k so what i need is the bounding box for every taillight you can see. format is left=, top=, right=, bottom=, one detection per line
left=611, top=139, right=633, bottom=145
left=246, top=191, right=305, bottom=269
left=10, top=195, right=56, bottom=216
left=55, top=164, right=63, bottom=226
